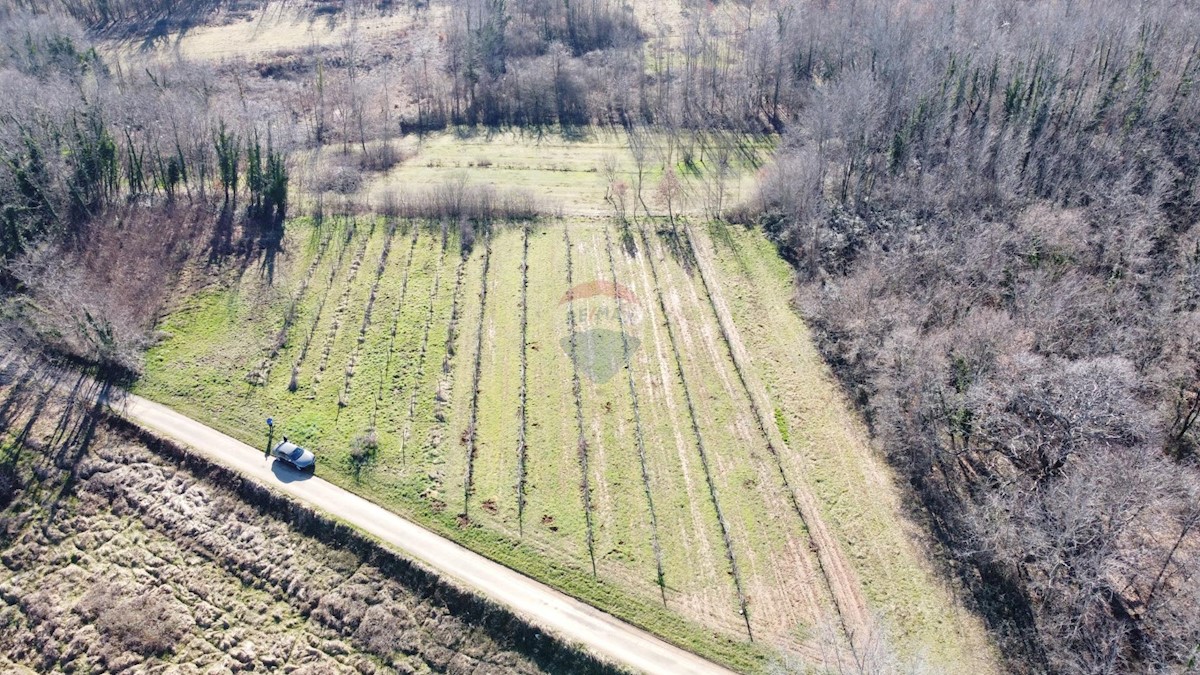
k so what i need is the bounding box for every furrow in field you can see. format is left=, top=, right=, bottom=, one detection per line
left=651, top=226, right=832, bottom=648
left=635, top=222, right=754, bottom=641
left=565, top=222, right=599, bottom=577
left=470, top=226, right=524, bottom=533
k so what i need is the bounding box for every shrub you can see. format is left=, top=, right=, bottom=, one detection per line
left=77, top=585, right=191, bottom=657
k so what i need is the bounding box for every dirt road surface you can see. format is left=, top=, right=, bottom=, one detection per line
left=109, top=392, right=737, bottom=675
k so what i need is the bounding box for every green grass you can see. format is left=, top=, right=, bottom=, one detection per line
left=467, top=226, right=525, bottom=532
left=608, top=225, right=746, bottom=635
left=642, top=223, right=838, bottom=644
left=521, top=223, right=590, bottom=562
left=360, top=129, right=774, bottom=218
left=137, top=213, right=993, bottom=673
left=570, top=226, right=660, bottom=594
left=701, top=221, right=998, bottom=671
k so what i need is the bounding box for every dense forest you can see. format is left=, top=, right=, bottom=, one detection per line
left=741, top=1, right=1200, bottom=672
left=0, top=0, right=1197, bottom=672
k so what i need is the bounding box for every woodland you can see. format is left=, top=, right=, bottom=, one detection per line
left=0, top=0, right=1197, bottom=673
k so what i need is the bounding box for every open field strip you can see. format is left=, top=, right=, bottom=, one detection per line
left=468, top=226, right=525, bottom=533
left=682, top=222, right=869, bottom=652
left=441, top=243, right=487, bottom=514
left=608, top=224, right=744, bottom=637
left=631, top=224, right=754, bottom=640
left=603, top=224, right=668, bottom=603
left=246, top=225, right=335, bottom=387
left=614, top=220, right=744, bottom=634
left=701, top=223, right=999, bottom=671
left=303, top=222, right=372, bottom=398
left=240, top=223, right=357, bottom=431
left=522, top=225, right=588, bottom=563
left=649, top=225, right=838, bottom=649
left=645, top=225, right=834, bottom=648
left=379, top=225, right=435, bottom=462
left=565, top=223, right=600, bottom=577
left=330, top=220, right=415, bottom=461
left=363, top=131, right=770, bottom=218
left=462, top=237, right=493, bottom=516
left=571, top=228, right=661, bottom=595
left=370, top=224, right=419, bottom=428
left=105, top=3, right=443, bottom=64
left=339, top=220, right=399, bottom=407
left=143, top=219, right=354, bottom=439
left=284, top=222, right=354, bottom=389
left=397, top=231, right=453, bottom=490
left=306, top=222, right=382, bottom=418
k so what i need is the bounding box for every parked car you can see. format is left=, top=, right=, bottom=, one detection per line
left=271, top=437, right=315, bottom=471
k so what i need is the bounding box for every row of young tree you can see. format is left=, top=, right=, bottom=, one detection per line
left=739, top=0, right=1200, bottom=672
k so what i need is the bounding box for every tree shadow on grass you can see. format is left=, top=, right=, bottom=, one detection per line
left=40, top=375, right=113, bottom=536
left=255, top=218, right=286, bottom=286
left=206, top=203, right=236, bottom=266
left=654, top=222, right=697, bottom=273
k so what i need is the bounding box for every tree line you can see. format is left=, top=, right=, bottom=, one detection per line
left=0, top=13, right=290, bottom=264
left=737, top=0, right=1200, bottom=672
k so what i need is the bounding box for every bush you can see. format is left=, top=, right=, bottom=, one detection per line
left=76, top=584, right=192, bottom=657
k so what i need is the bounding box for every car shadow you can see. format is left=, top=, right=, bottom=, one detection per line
left=270, top=460, right=315, bottom=483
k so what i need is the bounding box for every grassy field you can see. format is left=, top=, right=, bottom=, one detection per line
left=139, top=210, right=997, bottom=672
left=702, top=222, right=1000, bottom=669
left=104, top=3, right=441, bottom=64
